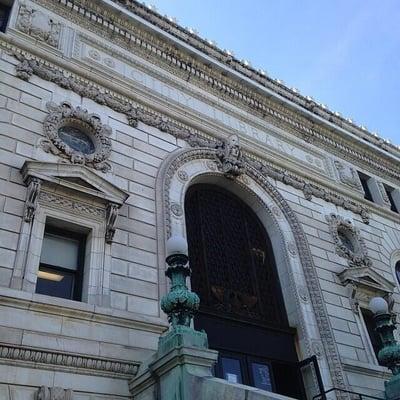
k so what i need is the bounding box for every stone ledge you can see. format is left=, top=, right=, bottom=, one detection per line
left=0, top=286, right=168, bottom=334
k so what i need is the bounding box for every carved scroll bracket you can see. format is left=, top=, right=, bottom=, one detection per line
left=105, top=202, right=119, bottom=243
left=24, top=177, right=42, bottom=222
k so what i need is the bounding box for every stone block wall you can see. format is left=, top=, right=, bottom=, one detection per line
left=0, top=0, right=399, bottom=398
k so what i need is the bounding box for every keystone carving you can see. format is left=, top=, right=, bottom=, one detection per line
left=23, top=177, right=41, bottom=222
left=42, top=102, right=112, bottom=172
left=216, top=134, right=245, bottom=178
left=16, top=4, right=61, bottom=48
left=36, top=386, right=73, bottom=400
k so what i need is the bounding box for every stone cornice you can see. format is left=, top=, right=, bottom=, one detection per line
left=28, top=0, right=400, bottom=185
left=10, top=50, right=374, bottom=223
left=0, top=342, right=140, bottom=378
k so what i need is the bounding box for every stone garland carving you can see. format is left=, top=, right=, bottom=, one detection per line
left=105, top=203, right=119, bottom=243
left=334, top=160, right=363, bottom=191
left=39, top=191, right=106, bottom=219
left=0, top=343, right=140, bottom=377
left=162, top=149, right=348, bottom=392
left=326, top=213, right=372, bottom=268
left=24, top=0, right=400, bottom=184
left=24, top=177, right=41, bottom=222
left=16, top=3, right=61, bottom=48
left=13, top=54, right=369, bottom=223
left=36, top=386, right=73, bottom=400
left=42, top=101, right=112, bottom=172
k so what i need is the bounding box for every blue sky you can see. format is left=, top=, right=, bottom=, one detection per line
left=148, top=0, right=400, bottom=146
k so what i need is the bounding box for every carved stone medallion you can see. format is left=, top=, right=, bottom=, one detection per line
left=42, top=102, right=112, bottom=172
left=170, top=203, right=183, bottom=217
left=326, top=213, right=372, bottom=268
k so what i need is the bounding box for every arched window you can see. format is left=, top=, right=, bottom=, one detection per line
left=396, top=261, right=400, bottom=285
left=185, top=184, right=305, bottom=398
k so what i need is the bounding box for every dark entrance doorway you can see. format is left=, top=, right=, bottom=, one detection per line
left=185, top=184, right=305, bottom=399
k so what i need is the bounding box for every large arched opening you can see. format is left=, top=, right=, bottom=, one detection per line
left=185, top=183, right=305, bottom=398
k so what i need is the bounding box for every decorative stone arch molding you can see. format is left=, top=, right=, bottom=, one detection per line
left=156, top=146, right=348, bottom=393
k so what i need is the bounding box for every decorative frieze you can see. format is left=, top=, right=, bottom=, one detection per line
left=42, top=101, right=112, bottom=173
left=16, top=3, right=62, bottom=48
left=39, top=191, right=106, bottom=219
left=0, top=343, right=140, bottom=377
left=13, top=54, right=370, bottom=223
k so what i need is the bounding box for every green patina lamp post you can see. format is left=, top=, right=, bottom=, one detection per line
left=369, top=297, right=400, bottom=400
left=159, top=235, right=208, bottom=351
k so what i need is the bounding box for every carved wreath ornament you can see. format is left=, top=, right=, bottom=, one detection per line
left=42, top=102, right=112, bottom=172
left=326, top=213, right=372, bottom=268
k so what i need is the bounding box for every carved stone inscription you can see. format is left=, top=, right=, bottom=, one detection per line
left=76, top=40, right=328, bottom=175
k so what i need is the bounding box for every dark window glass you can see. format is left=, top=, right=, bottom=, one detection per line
left=185, top=184, right=288, bottom=327
left=385, top=187, right=398, bottom=213
left=0, top=5, right=11, bottom=33
left=396, top=261, right=400, bottom=285
left=58, top=126, right=95, bottom=154
left=362, top=308, right=382, bottom=362
left=221, top=357, right=243, bottom=384
left=36, top=265, right=75, bottom=299
left=36, top=227, right=85, bottom=301
left=251, top=362, right=273, bottom=391
left=358, top=172, right=373, bottom=202
left=338, top=230, right=354, bottom=252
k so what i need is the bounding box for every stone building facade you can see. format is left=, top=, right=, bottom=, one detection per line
left=0, top=0, right=399, bottom=399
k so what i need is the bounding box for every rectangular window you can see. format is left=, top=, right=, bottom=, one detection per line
left=0, top=2, right=12, bottom=33
left=358, top=172, right=373, bottom=202
left=384, top=185, right=399, bottom=213
left=36, top=226, right=86, bottom=301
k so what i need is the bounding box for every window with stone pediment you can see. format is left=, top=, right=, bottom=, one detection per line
left=13, top=161, right=128, bottom=305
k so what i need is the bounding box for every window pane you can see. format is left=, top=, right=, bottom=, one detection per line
left=41, top=233, right=80, bottom=270
left=36, top=266, right=75, bottom=299
left=221, top=357, right=243, bottom=384
left=251, top=362, right=273, bottom=391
